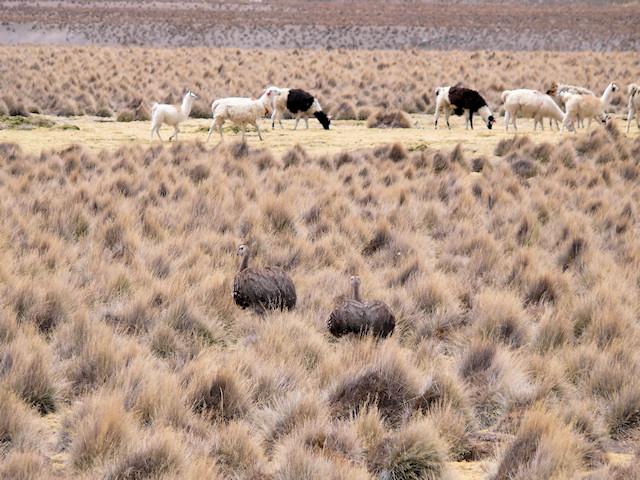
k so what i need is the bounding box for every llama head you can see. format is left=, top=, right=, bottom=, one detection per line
left=186, top=90, right=198, bottom=99
left=486, top=115, right=496, bottom=129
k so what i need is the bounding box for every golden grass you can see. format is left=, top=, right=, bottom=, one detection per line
left=1, top=108, right=640, bottom=479
left=1, top=46, right=639, bottom=120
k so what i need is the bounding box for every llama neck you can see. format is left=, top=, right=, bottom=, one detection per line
left=258, top=95, right=270, bottom=115
left=550, top=101, right=564, bottom=121
left=181, top=96, right=194, bottom=116
left=352, top=283, right=361, bottom=302
left=239, top=254, right=249, bottom=272
left=478, top=105, right=492, bottom=123
left=601, top=84, right=614, bottom=105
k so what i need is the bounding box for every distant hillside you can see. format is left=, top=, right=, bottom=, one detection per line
left=1, top=1, right=639, bottom=50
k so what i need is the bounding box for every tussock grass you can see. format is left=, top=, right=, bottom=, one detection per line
left=0, top=121, right=638, bottom=477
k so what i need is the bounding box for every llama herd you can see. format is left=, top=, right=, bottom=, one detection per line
left=149, top=82, right=640, bottom=142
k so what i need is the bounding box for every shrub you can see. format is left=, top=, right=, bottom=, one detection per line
left=117, top=110, right=135, bottom=122
left=66, top=394, right=133, bottom=470
left=366, top=110, right=412, bottom=129
left=0, top=451, right=47, bottom=480
left=329, top=348, right=420, bottom=426
left=493, top=408, right=584, bottom=480
left=607, top=385, right=640, bottom=439
left=369, top=418, right=447, bottom=480
left=185, top=360, right=250, bottom=423
left=104, top=432, right=182, bottom=480
left=1, top=333, right=59, bottom=414
left=472, top=289, right=528, bottom=348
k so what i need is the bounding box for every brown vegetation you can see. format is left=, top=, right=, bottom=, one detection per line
left=0, top=46, right=638, bottom=121
left=0, top=122, right=639, bottom=478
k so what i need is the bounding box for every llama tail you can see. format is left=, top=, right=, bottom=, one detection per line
left=151, top=102, right=159, bottom=115
left=629, top=84, right=640, bottom=98
left=501, top=90, right=511, bottom=103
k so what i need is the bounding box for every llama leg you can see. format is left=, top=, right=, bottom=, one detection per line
left=271, top=109, right=277, bottom=129
left=154, top=127, right=163, bottom=142
left=305, top=117, right=309, bottom=129
left=255, top=122, right=263, bottom=141
left=434, top=108, right=440, bottom=129
left=294, top=115, right=301, bottom=130
left=512, top=116, right=518, bottom=131
left=218, top=124, right=224, bottom=141
left=240, top=125, right=246, bottom=141
left=445, top=109, right=451, bottom=129
left=150, top=124, right=156, bottom=142
left=505, top=112, right=510, bottom=131
left=207, top=118, right=217, bottom=142
left=470, top=111, right=474, bottom=130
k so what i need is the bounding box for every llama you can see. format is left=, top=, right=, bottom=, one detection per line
left=434, top=86, right=495, bottom=130
left=269, top=87, right=331, bottom=130
left=501, top=89, right=573, bottom=132
left=546, top=82, right=595, bottom=128
left=561, top=83, right=618, bottom=132
left=627, top=83, right=640, bottom=133
left=206, top=88, right=280, bottom=142
left=150, top=90, right=197, bottom=142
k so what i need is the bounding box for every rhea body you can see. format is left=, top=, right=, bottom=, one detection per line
left=327, top=276, right=395, bottom=338
left=232, top=244, right=296, bottom=312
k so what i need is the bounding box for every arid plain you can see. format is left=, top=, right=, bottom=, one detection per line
left=2, top=2, right=640, bottom=480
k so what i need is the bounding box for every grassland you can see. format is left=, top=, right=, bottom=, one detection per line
left=6, top=114, right=640, bottom=157
left=1, top=115, right=640, bottom=478
left=1, top=47, right=638, bottom=121
left=2, top=28, right=640, bottom=480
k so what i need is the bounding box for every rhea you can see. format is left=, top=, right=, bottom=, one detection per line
left=232, top=244, right=296, bottom=313
left=327, top=276, right=395, bottom=338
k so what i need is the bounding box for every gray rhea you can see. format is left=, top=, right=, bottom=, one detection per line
left=327, top=276, right=395, bottom=338
left=232, top=244, right=296, bottom=313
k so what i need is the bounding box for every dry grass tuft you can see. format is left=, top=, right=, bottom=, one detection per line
left=369, top=418, right=447, bottom=480
left=366, top=110, right=412, bottom=129
left=0, top=451, right=48, bottom=480
left=65, top=393, right=133, bottom=470
left=493, top=407, right=585, bottom=480
left=104, top=432, right=182, bottom=480
left=329, top=345, right=420, bottom=426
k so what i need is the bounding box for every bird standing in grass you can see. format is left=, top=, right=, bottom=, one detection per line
left=327, top=276, right=395, bottom=338
left=232, top=244, right=296, bottom=313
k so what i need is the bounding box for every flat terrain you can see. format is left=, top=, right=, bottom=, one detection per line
left=2, top=114, right=638, bottom=157
left=1, top=0, right=639, bottom=50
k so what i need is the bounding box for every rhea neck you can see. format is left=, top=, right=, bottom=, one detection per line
left=352, top=282, right=362, bottom=302
left=238, top=252, right=250, bottom=272
left=181, top=95, right=195, bottom=116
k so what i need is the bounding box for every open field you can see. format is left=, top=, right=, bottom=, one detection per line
left=1, top=119, right=640, bottom=478
left=3, top=7, right=640, bottom=478
left=1, top=113, right=639, bottom=156
left=1, top=0, right=639, bottom=50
